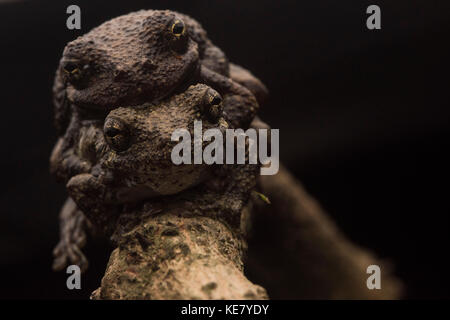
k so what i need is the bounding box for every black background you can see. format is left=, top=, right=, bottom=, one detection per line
left=0, top=0, right=449, bottom=299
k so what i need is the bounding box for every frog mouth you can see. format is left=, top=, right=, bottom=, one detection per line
left=150, top=61, right=201, bottom=104
left=115, top=185, right=162, bottom=203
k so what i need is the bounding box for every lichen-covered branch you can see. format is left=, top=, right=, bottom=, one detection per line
left=92, top=212, right=268, bottom=300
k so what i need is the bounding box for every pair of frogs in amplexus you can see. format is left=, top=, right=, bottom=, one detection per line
left=51, top=10, right=269, bottom=271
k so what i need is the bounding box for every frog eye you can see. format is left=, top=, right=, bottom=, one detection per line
left=202, top=89, right=223, bottom=123
left=61, top=59, right=90, bottom=88
left=62, top=61, right=79, bottom=74
left=104, top=117, right=130, bottom=152
left=171, top=20, right=185, bottom=36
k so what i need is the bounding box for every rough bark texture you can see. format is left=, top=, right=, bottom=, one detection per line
left=91, top=212, right=268, bottom=300
left=89, top=165, right=403, bottom=300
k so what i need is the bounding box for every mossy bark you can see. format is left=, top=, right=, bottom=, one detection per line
left=91, top=212, right=268, bottom=300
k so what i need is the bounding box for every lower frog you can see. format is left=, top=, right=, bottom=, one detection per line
left=66, top=83, right=259, bottom=238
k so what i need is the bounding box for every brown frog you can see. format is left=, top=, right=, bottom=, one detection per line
left=51, top=10, right=265, bottom=271
left=52, top=9, right=265, bottom=181
left=51, top=11, right=402, bottom=300
left=66, top=84, right=258, bottom=238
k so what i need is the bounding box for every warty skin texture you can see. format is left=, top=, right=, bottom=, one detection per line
left=50, top=10, right=265, bottom=271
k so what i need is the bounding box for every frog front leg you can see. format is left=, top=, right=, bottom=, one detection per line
left=52, top=197, right=91, bottom=272
left=50, top=115, right=93, bottom=273
left=229, top=63, right=269, bottom=107
left=201, top=66, right=259, bottom=129
left=67, top=173, right=120, bottom=237
left=49, top=112, right=92, bottom=183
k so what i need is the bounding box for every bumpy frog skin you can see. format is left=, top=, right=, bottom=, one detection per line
left=75, top=84, right=227, bottom=201
left=51, top=10, right=265, bottom=271
left=59, top=11, right=197, bottom=115
left=51, top=9, right=263, bottom=182
left=66, top=84, right=258, bottom=236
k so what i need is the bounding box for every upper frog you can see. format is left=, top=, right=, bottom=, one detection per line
left=51, top=10, right=266, bottom=270
left=53, top=9, right=265, bottom=135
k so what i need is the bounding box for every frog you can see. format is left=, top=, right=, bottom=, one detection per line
left=49, top=12, right=402, bottom=299
left=51, top=10, right=265, bottom=271
left=52, top=9, right=265, bottom=181
left=55, top=83, right=403, bottom=300
left=65, top=84, right=259, bottom=239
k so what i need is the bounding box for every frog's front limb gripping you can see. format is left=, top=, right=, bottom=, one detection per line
left=201, top=66, right=259, bottom=129
left=52, top=197, right=91, bottom=272
left=228, top=63, right=269, bottom=107
left=66, top=173, right=119, bottom=237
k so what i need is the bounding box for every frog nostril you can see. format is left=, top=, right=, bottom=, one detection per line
left=114, top=69, right=128, bottom=81
left=142, top=59, right=157, bottom=72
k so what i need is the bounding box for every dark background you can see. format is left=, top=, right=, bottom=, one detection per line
left=0, top=0, right=449, bottom=299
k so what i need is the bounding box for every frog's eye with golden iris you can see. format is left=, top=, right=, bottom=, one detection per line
left=202, top=88, right=223, bottom=123
left=171, top=20, right=185, bottom=36
left=62, top=61, right=79, bottom=74
left=61, top=59, right=90, bottom=88
left=104, top=117, right=131, bottom=152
